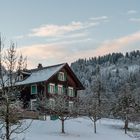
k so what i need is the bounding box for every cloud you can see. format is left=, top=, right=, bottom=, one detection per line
left=19, top=38, right=93, bottom=68
left=127, top=10, right=137, bottom=14
left=89, top=16, right=109, bottom=21
left=45, top=32, right=89, bottom=43
left=19, top=31, right=140, bottom=68
left=28, top=21, right=98, bottom=38
left=129, top=18, right=140, bottom=22
left=28, top=16, right=109, bottom=38
left=13, top=16, right=109, bottom=44
left=94, top=31, right=140, bottom=56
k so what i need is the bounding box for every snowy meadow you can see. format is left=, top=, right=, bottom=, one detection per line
left=16, top=117, right=139, bottom=140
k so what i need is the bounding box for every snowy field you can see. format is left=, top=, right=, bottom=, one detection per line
left=17, top=117, right=138, bottom=140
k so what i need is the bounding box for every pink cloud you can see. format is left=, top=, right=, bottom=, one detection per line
left=95, top=31, right=140, bottom=56
left=28, top=20, right=98, bottom=37
left=19, top=31, right=140, bottom=68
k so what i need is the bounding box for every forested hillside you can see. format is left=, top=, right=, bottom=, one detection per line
left=71, top=50, right=140, bottom=96
left=71, top=50, right=140, bottom=132
left=72, top=50, right=140, bottom=122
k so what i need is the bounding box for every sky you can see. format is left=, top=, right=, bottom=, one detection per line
left=0, top=0, right=140, bottom=68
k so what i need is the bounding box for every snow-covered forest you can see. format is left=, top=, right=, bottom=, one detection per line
left=71, top=50, right=140, bottom=100
left=71, top=50, right=140, bottom=134
left=71, top=50, right=140, bottom=94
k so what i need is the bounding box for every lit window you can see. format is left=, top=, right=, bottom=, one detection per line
left=49, top=98, right=55, bottom=109
left=68, top=87, right=74, bottom=97
left=58, top=85, right=63, bottom=95
left=49, top=83, right=55, bottom=94
left=30, top=99, right=37, bottom=110
left=58, top=72, right=65, bottom=81
left=31, top=85, right=37, bottom=94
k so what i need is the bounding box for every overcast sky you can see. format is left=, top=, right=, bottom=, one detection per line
left=0, top=0, right=140, bottom=68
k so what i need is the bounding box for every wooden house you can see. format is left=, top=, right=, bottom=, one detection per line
left=17, top=63, right=84, bottom=111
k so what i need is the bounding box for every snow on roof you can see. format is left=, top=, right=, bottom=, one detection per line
left=16, top=63, right=65, bottom=85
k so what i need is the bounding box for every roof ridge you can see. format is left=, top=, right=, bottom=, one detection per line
left=29, top=63, right=66, bottom=72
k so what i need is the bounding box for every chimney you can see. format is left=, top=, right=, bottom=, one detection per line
left=37, top=63, right=43, bottom=69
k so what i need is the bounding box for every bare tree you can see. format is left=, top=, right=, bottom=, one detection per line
left=0, top=37, right=31, bottom=140
left=85, top=95, right=101, bottom=134
left=112, top=81, right=136, bottom=134
left=37, top=94, right=77, bottom=134
left=84, top=65, right=106, bottom=134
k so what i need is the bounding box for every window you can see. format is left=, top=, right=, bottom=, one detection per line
left=48, top=83, right=55, bottom=94
left=19, top=75, right=23, bottom=80
left=58, top=85, right=63, bottom=95
left=68, top=87, right=74, bottom=97
left=30, top=99, right=37, bottom=110
left=31, top=85, right=37, bottom=94
left=49, top=98, right=55, bottom=109
left=17, top=74, right=23, bottom=81
left=69, top=101, right=74, bottom=111
left=58, top=72, right=65, bottom=81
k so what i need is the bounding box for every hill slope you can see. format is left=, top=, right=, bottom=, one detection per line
left=71, top=50, right=140, bottom=97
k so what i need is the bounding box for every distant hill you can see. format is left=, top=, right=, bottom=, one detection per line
left=71, top=50, right=140, bottom=96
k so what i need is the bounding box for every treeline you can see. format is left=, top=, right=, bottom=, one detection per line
left=72, top=50, right=140, bottom=66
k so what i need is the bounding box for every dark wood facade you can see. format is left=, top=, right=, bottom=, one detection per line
left=19, top=63, right=84, bottom=110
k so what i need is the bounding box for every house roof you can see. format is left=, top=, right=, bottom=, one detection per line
left=16, top=63, right=84, bottom=90
left=17, top=63, right=65, bottom=85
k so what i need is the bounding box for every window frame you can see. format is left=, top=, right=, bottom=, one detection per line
left=17, top=74, right=23, bottom=81
left=69, top=101, right=74, bottom=111
left=57, top=84, right=63, bottom=95
left=31, top=84, right=37, bottom=95
left=58, top=72, right=65, bottom=81
left=49, top=83, right=55, bottom=94
left=19, top=74, right=23, bottom=81
left=49, top=98, right=55, bottom=109
left=30, top=99, right=37, bottom=110
left=68, top=87, right=74, bottom=97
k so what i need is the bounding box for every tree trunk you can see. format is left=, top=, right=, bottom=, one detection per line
left=94, top=120, right=97, bottom=134
left=124, top=119, right=128, bottom=134
left=61, top=119, right=65, bottom=133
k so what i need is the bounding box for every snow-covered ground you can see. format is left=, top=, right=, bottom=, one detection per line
left=17, top=117, right=138, bottom=140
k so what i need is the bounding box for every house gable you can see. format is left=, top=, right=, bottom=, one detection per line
left=46, top=63, right=84, bottom=91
